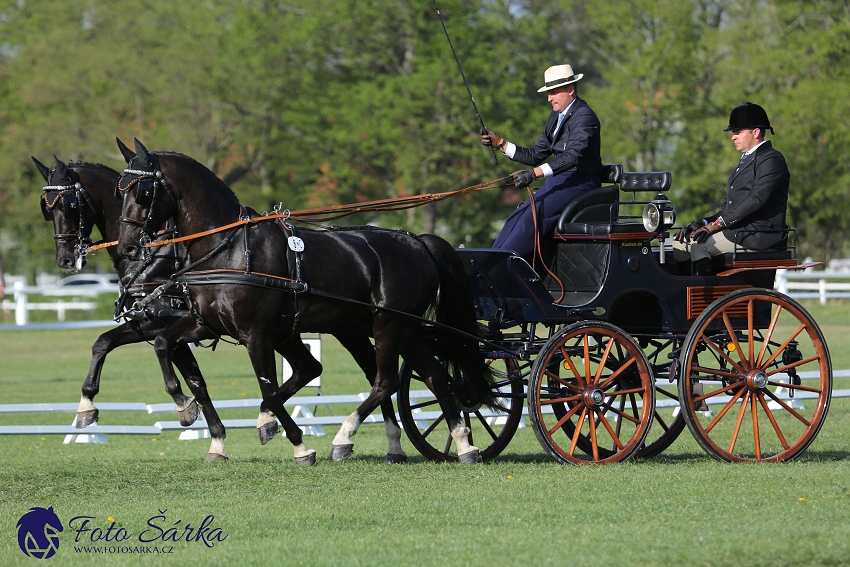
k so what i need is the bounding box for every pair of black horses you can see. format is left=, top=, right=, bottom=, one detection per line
left=34, top=138, right=499, bottom=465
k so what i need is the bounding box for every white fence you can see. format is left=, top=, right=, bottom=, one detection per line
left=1, top=280, right=109, bottom=325
left=774, top=269, right=850, bottom=305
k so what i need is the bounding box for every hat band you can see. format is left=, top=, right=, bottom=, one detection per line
left=544, top=75, right=578, bottom=87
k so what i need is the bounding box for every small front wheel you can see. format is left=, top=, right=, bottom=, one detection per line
left=528, top=321, right=655, bottom=465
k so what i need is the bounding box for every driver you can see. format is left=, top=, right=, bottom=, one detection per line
left=673, top=102, right=790, bottom=275
left=481, top=64, right=603, bottom=263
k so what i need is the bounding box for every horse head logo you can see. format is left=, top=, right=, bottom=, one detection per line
left=16, top=506, right=63, bottom=559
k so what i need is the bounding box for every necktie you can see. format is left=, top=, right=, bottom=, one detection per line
left=552, top=113, right=565, bottom=140
left=737, top=153, right=749, bottom=170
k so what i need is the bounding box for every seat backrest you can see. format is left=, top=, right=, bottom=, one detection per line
left=555, top=164, right=622, bottom=232
left=619, top=171, right=671, bottom=193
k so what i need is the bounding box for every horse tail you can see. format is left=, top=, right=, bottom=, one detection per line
left=417, top=234, right=499, bottom=409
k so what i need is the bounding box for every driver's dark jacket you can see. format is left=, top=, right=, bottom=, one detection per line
left=509, top=96, right=603, bottom=179
left=706, top=140, right=790, bottom=250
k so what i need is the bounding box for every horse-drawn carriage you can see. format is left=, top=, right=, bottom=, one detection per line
left=37, top=146, right=831, bottom=466
left=396, top=164, right=831, bottom=464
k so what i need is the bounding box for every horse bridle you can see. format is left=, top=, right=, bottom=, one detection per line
left=41, top=173, right=97, bottom=268
left=117, top=154, right=176, bottom=251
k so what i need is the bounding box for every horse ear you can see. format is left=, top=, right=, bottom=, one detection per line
left=133, top=137, right=150, bottom=161
left=52, top=155, right=68, bottom=176
left=116, top=137, right=135, bottom=163
left=32, top=156, right=51, bottom=182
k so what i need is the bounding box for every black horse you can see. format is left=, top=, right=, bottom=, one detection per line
left=33, top=155, right=231, bottom=461
left=115, top=138, right=498, bottom=465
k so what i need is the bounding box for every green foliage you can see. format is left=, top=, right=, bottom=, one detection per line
left=1, top=0, right=849, bottom=280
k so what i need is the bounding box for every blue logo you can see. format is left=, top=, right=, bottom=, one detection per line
left=16, top=507, right=63, bottom=559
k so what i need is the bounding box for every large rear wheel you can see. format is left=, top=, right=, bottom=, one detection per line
left=678, top=288, right=831, bottom=462
left=528, top=321, right=655, bottom=465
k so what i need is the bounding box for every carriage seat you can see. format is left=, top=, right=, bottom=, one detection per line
left=715, top=228, right=797, bottom=271
left=555, top=164, right=622, bottom=232
left=557, top=170, right=672, bottom=236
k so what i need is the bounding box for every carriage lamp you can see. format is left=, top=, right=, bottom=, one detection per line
left=642, top=194, right=676, bottom=233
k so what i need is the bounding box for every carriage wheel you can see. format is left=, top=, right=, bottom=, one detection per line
left=528, top=321, right=655, bottom=465
left=678, top=288, right=831, bottom=462
left=633, top=338, right=687, bottom=459
left=397, top=358, right=525, bottom=462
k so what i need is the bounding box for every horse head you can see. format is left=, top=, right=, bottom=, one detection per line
left=116, top=138, right=179, bottom=261
left=33, top=155, right=100, bottom=273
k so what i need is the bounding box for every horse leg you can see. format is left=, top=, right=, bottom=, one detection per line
left=336, top=334, right=406, bottom=464
left=255, top=339, right=323, bottom=445
left=76, top=322, right=148, bottom=428
left=244, top=337, right=316, bottom=466
left=171, top=344, right=228, bottom=462
left=331, top=319, right=406, bottom=462
left=401, top=339, right=480, bottom=464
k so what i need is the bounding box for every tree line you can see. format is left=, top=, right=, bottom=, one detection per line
left=1, top=0, right=848, bottom=282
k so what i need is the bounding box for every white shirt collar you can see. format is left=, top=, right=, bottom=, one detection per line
left=743, top=140, right=768, bottom=156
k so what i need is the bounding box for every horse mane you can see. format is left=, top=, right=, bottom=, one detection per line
left=69, top=161, right=119, bottom=175
left=154, top=151, right=241, bottom=204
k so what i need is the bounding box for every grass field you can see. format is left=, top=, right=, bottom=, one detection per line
left=1, top=301, right=849, bottom=566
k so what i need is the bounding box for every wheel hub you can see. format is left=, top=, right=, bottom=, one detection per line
left=746, top=370, right=769, bottom=390
left=583, top=388, right=605, bottom=408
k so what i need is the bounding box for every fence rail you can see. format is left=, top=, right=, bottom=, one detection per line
left=774, top=269, right=850, bottom=305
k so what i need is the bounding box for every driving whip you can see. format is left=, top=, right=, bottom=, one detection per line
left=432, top=0, right=498, bottom=165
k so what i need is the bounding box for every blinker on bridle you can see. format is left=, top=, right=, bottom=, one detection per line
left=118, top=156, right=176, bottom=251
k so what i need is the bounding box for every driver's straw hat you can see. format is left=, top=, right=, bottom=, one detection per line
left=537, top=65, right=584, bottom=93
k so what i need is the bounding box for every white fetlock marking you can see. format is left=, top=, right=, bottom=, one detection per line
left=209, top=438, right=227, bottom=458
left=451, top=423, right=478, bottom=456
left=77, top=396, right=95, bottom=413
left=256, top=411, right=276, bottom=428
left=293, top=443, right=316, bottom=459
left=385, top=422, right=406, bottom=457
left=331, top=412, right=361, bottom=446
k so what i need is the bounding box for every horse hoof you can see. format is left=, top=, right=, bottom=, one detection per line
left=329, top=444, right=354, bottom=462
left=75, top=410, right=99, bottom=429
left=458, top=450, right=480, bottom=465
left=257, top=421, right=279, bottom=445
left=294, top=453, right=317, bottom=466
left=384, top=453, right=407, bottom=465
left=205, top=452, right=228, bottom=463
left=177, top=397, right=199, bottom=427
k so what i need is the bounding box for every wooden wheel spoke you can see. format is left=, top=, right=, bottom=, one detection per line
left=583, top=335, right=592, bottom=384
left=547, top=402, right=584, bottom=436
left=701, top=333, right=747, bottom=374
left=761, top=324, right=806, bottom=368
left=757, top=393, right=790, bottom=450
left=656, top=387, right=680, bottom=401
left=474, top=410, right=499, bottom=442
left=442, top=431, right=452, bottom=455
left=544, top=369, right=582, bottom=392
left=763, top=389, right=812, bottom=427
left=593, top=338, right=616, bottom=385
left=690, top=365, right=742, bottom=380
left=409, top=398, right=441, bottom=411
left=541, top=394, right=582, bottom=406
left=597, top=357, right=637, bottom=390
left=757, top=305, right=783, bottom=366
left=421, top=413, right=445, bottom=438
left=727, top=391, right=751, bottom=455
left=747, top=299, right=755, bottom=363
left=560, top=348, right=586, bottom=387
left=605, top=386, right=648, bottom=397
left=766, top=354, right=821, bottom=377
left=599, top=405, right=641, bottom=425
left=695, top=381, right=744, bottom=404
left=654, top=411, right=670, bottom=432
left=705, top=387, right=746, bottom=433
left=722, top=311, right=748, bottom=367
left=567, top=407, right=589, bottom=456
left=766, top=380, right=822, bottom=394
left=595, top=410, right=624, bottom=451
left=588, top=407, right=600, bottom=461
left=751, top=392, right=761, bottom=460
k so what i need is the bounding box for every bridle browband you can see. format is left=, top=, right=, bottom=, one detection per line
left=41, top=174, right=99, bottom=269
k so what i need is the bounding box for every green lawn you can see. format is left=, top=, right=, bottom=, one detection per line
left=1, top=301, right=848, bottom=566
